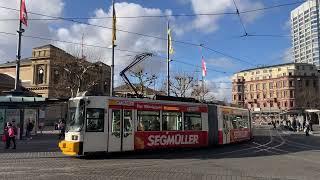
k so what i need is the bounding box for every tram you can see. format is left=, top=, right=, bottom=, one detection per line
left=59, top=95, right=252, bottom=156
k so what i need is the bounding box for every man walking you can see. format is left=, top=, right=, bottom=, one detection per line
left=26, top=120, right=34, bottom=140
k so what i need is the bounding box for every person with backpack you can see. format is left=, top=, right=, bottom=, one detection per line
left=6, top=123, right=16, bottom=149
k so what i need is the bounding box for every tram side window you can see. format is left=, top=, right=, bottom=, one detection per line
left=162, top=111, right=182, bottom=131
left=86, top=108, right=104, bottom=132
left=137, top=111, right=160, bottom=131
left=112, top=110, right=121, bottom=133
left=184, top=113, right=202, bottom=130
left=238, top=115, right=249, bottom=128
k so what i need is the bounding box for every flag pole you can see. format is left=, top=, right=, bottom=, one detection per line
left=110, top=0, right=115, bottom=97
left=15, top=0, right=24, bottom=91
left=167, top=20, right=170, bottom=96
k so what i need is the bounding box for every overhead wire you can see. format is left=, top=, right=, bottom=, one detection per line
left=232, top=0, right=248, bottom=36
left=0, top=1, right=305, bottom=20
left=0, top=31, right=228, bottom=74
left=0, top=1, right=303, bottom=68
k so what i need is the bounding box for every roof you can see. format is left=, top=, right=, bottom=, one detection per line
left=0, top=58, right=31, bottom=67
left=33, top=44, right=62, bottom=50
left=238, top=63, right=314, bottom=73
left=115, top=84, right=164, bottom=95
left=0, top=73, right=14, bottom=85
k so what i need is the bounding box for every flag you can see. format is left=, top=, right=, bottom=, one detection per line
left=202, top=57, right=207, bottom=77
left=20, top=0, right=28, bottom=26
left=112, top=2, right=116, bottom=44
left=168, top=28, right=174, bottom=54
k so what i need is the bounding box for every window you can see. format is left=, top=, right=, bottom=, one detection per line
left=313, top=80, right=318, bottom=88
left=123, top=110, right=133, bottom=135
left=162, top=111, right=182, bottom=131
left=263, top=83, right=266, bottom=90
left=290, top=90, right=294, bottom=98
left=36, top=66, right=45, bottom=84
left=86, top=108, right=104, bottom=132
left=112, top=110, right=121, bottom=135
left=269, top=82, right=273, bottom=89
left=256, top=83, right=260, bottom=90
left=184, top=113, right=202, bottom=130
left=306, top=80, right=309, bottom=87
left=138, top=111, right=160, bottom=131
left=250, top=84, right=254, bottom=91
left=289, top=81, right=293, bottom=87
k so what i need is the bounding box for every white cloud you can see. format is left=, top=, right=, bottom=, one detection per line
left=53, top=2, right=170, bottom=86
left=175, top=0, right=264, bottom=34
left=206, top=57, right=235, bottom=68
left=206, top=76, right=232, bottom=102
left=0, top=0, right=64, bottom=63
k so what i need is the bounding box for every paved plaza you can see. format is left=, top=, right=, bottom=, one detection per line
left=0, top=126, right=320, bottom=180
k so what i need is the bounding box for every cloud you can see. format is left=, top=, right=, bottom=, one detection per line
left=206, top=76, right=232, bottom=102
left=53, top=2, right=171, bottom=86
left=175, top=0, right=264, bottom=34
left=206, top=57, right=235, bottom=68
left=0, top=0, right=64, bottom=63
left=282, top=48, right=293, bottom=63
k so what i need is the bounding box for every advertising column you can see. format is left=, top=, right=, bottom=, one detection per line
left=0, top=109, right=5, bottom=134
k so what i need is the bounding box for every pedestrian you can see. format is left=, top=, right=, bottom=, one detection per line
left=6, top=123, right=16, bottom=149
left=38, top=122, right=44, bottom=134
left=305, top=119, right=310, bottom=136
left=58, top=120, right=65, bottom=140
left=271, top=120, right=276, bottom=130
left=26, top=120, right=34, bottom=140
left=3, top=122, right=9, bottom=149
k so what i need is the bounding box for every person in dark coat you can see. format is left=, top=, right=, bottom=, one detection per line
left=26, top=120, right=34, bottom=140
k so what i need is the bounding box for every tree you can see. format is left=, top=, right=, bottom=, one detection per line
left=128, top=67, right=158, bottom=95
left=191, top=81, right=210, bottom=101
left=52, top=46, right=108, bottom=98
left=170, top=72, right=195, bottom=97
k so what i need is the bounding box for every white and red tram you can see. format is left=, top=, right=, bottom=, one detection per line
left=59, top=96, right=252, bottom=156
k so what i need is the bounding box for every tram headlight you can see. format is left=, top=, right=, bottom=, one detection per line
left=71, top=135, right=79, bottom=141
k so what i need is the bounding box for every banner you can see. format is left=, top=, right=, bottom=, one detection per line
left=0, top=109, right=5, bottom=134
left=134, top=131, right=208, bottom=150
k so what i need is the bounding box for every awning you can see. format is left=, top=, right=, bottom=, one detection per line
left=305, top=109, right=320, bottom=113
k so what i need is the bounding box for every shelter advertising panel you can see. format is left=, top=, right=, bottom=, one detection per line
left=0, top=109, right=5, bottom=134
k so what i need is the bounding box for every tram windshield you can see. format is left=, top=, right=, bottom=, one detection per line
left=67, top=99, right=85, bottom=132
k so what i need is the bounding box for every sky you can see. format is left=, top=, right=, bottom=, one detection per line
left=0, top=0, right=302, bottom=101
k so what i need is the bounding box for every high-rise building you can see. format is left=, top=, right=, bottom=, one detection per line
left=291, top=0, right=320, bottom=68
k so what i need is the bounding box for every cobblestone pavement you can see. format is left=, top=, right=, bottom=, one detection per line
left=1, top=127, right=320, bottom=180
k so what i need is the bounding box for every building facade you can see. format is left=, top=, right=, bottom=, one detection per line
left=291, top=0, right=320, bottom=67
left=232, top=63, right=320, bottom=113
left=0, top=44, right=111, bottom=99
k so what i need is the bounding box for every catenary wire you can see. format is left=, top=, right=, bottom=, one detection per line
left=0, top=31, right=228, bottom=74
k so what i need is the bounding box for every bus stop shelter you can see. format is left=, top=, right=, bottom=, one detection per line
left=0, top=96, right=46, bottom=139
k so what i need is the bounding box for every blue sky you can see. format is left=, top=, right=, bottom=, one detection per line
left=0, top=0, right=303, bottom=100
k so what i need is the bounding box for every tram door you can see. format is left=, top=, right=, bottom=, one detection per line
left=223, top=115, right=231, bottom=144
left=108, top=108, right=134, bottom=152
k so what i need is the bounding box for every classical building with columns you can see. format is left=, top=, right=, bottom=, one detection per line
left=0, top=44, right=111, bottom=125
left=0, top=44, right=111, bottom=99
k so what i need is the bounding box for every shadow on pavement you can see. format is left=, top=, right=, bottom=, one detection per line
left=83, top=128, right=320, bottom=160
left=0, top=134, right=60, bottom=154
